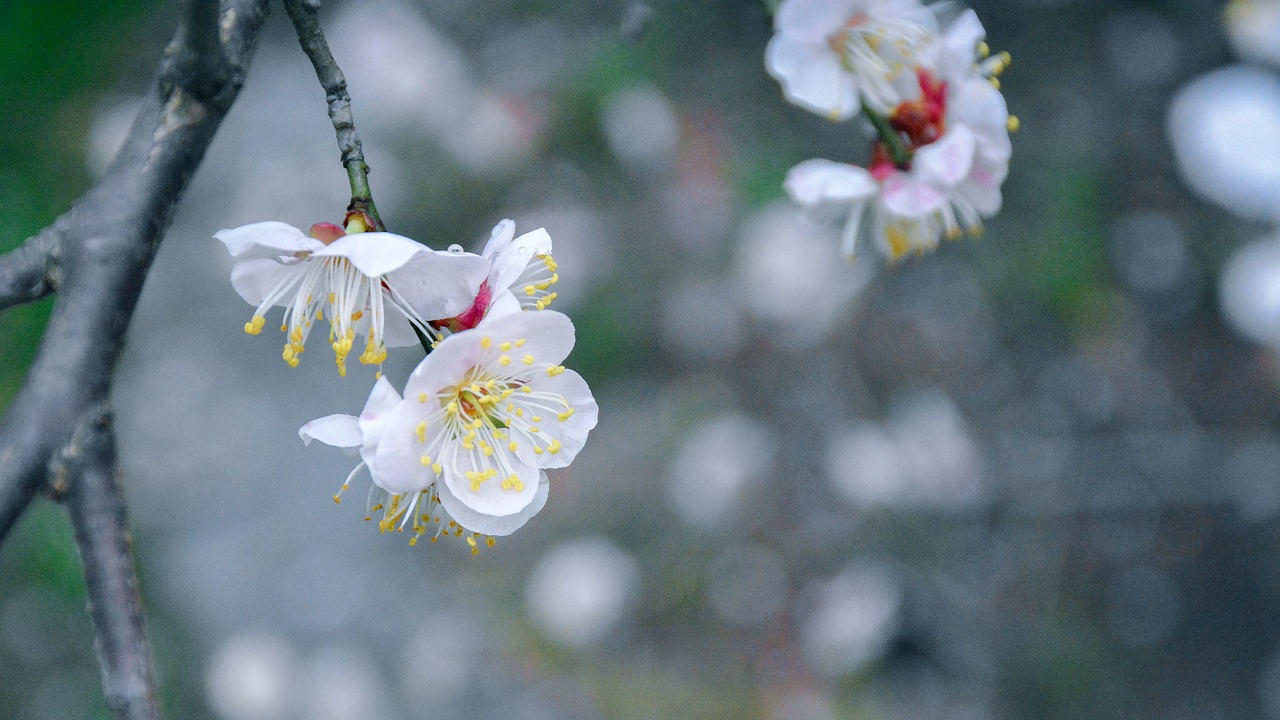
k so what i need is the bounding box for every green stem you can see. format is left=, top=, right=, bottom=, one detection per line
left=861, top=100, right=911, bottom=169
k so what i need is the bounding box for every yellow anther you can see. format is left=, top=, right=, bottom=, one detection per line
left=280, top=324, right=288, bottom=332
left=547, top=365, right=565, bottom=377
left=1007, top=115, right=1021, bottom=132
left=977, top=41, right=989, bottom=58
left=328, top=292, right=336, bottom=303
left=481, top=336, right=492, bottom=349
left=515, top=338, right=526, bottom=347
left=515, top=407, right=524, bottom=417
left=431, top=463, right=442, bottom=474
left=499, top=355, right=511, bottom=366
left=499, top=341, right=512, bottom=352
left=315, top=309, right=323, bottom=321
left=446, top=401, right=459, bottom=415
left=418, top=392, right=427, bottom=403
left=466, top=536, right=477, bottom=548
left=532, top=415, right=543, bottom=422
left=528, top=427, right=540, bottom=434
left=522, top=386, right=533, bottom=393
left=482, top=445, right=494, bottom=457
left=548, top=439, right=562, bottom=454
left=557, top=408, right=575, bottom=421
left=509, top=441, right=519, bottom=452
left=533, top=446, right=544, bottom=455
left=522, top=354, right=534, bottom=365
left=990, top=77, right=1000, bottom=90
left=332, top=494, right=342, bottom=504
left=420, top=455, right=432, bottom=465
left=471, top=419, right=483, bottom=430
left=524, top=284, right=537, bottom=296
left=409, top=537, right=418, bottom=547
left=351, top=310, right=363, bottom=321
left=244, top=315, right=266, bottom=335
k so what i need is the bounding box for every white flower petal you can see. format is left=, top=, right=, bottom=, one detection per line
left=229, top=257, right=302, bottom=306
left=480, top=219, right=517, bottom=259
left=371, top=399, right=438, bottom=495
left=483, top=290, right=523, bottom=322
left=880, top=173, right=947, bottom=217
left=437, top=470, right=549, bottom=536
left=316, top=232, right=428, bottom=277
left=488, top=227, right=553, bottom=293
left=775, top=0, right=862, bottom=42
left=514, top=369, right=598, bottom=470
left=214, top=221, right=322, bottom=257
left=785, top=159, right=878, bottom=208
left=913, top=125, right=977, bottom=188
left=766, top=36, right=859, bottom=119
left=385, top=251, right=490, bottom=321
left=441, top=452, right=540, bottom=517
left=299, top=414, right=362, bottom=448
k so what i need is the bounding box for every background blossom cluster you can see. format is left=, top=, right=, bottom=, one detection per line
left=768, top=0, right=1016, bottom=261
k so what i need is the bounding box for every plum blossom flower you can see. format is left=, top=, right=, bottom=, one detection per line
left=299, top=376, right=552, bottom=548
left=766, top=0, right=938, bottom=118
left=784, top=11, right=1013, bottom=260
left=432, top=220, right=560, bottom=334
left=372, top=309, right=597, bottom=538
left=216, top=220, right=488, bottom=375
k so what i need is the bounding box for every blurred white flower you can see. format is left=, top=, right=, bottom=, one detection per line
left=1168, top=66, right=1280, bottom=221
left=733, top=202, right=872, bottom=346
left=526, top=537, right=640, bottom=647
left=800, top=563, right=901, bottom=677
left=667, top=413, right=778, bottom=528
left=205, top=632, right=294, bottom=720
left=785, top=12, right=1012, bottom=260
left=1226, top=0, right=1280, bottom=67
left=1220, top=235, right=1280, bottom=349
left=766, top=0, right=938, bottom=117
left=602, top=85, right=680, bottom=172
left=214, top=221, right=487, bottom=375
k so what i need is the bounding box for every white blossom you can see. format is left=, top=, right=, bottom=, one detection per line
left=765, top=0, right=938, bottom=118
left=215, top=221, right=487, bottom=375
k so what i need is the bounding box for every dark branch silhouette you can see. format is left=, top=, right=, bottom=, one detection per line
left=0, top=0, right=270, bottom=544
left=64, top=407, right=159, bottom=720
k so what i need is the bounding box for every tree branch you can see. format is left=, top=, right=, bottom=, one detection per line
left=63, top=406, right=160, bottom=720
left=0, top=227, right=57, bottom=311
left=282, top=0, right=384, bottom=229
left=0, top=0, right=271, bottom=544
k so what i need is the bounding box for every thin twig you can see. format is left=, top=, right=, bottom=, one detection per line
left=282, top=0, right=384, bottom=229
left=0, top=0, right=272, bottom=544
left=63, top=406, right=160, bottom=720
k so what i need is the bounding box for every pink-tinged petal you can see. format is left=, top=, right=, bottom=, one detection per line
left=229, top=257, right=302, bottom=306
left=299, top=414, right=361, bottom=448
left=913, top=125, right=977, bottom=188
left=880, top=172, right=947, bottom=216
left=385, top=251, right=490, bottom=321
left=775, top=0, right=862, bottom=42
left=436, top=470, right=548, bottom=536
left=441, top=452, right=540, bottom=517
left=766, top=36, right=859, bottom=119
left=488, top=227, right=553, bottom=293
left=480, top=219, right=516, bottom=259
left=785, top=159, right=878, bottom=208
left=370, top=399, right=437, bottom=495
left=214, top=221, right=323, bottom=257
left=516, top=369, right=598, bottom=470
left=316, top=232, right=427, bottom=276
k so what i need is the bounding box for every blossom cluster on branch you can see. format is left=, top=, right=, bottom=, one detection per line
left=767, top=0, right=1017, bottom=261
left=215, top=215, right=597, bottom=551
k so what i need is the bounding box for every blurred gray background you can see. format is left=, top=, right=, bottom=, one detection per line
left=4, top=0, right=1280, bottom=718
